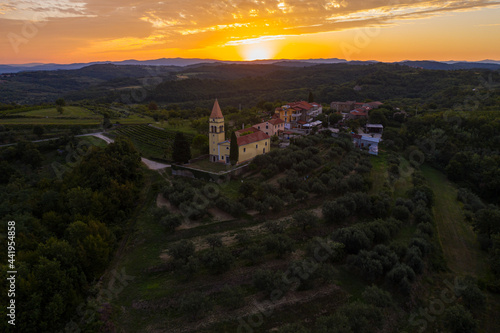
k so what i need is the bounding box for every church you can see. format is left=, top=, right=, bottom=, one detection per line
left=209, top=99, right=271, bottom=164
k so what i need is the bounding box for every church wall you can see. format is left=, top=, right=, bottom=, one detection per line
left=237, top=138, right=270, bottom=164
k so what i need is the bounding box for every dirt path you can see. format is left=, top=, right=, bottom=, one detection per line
left=141, top=157, right=170, bottom=170
left=86, top=133, right=171, bottom=170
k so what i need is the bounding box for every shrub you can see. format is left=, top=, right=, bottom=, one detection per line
left=169, top=240, right=195, bottom=263
left=263, top=234, right=295, bottom=258
left=305, top=237, right=345, bottom=263
left=455, top=276, right=486, bottom=311
left=348, top=250, right=384, bottom=281
left=333, top=226, right=371, bottom=254
left=392, top=205, right=410, bottom=222
left=293, top=210, right=318, bottom=231
left=294, top=189, right=309, bottom=201
left=241, top=244, right=266, bottom=265
left=405, top=246, right=424, bottom=274
left=337, top=302, right=383, bottom=333
left=409, top=237, right=430, bottom=255
left=264, top=220, right=284, bottom=234
left=417, top=222, right=433, bottom=236
left=160, top=214, right=183, bottom=233
left=253, top=269, right=287, bottom=297
left=413, top=206, right=433, bottom=224
left=443, top=305, right=476, bottom=333
left=277, top=323, right=310, bottom=333
left=200, top=248, right=234, bottom=274
left=386, top=263, right=416, bottom=294
left=323, top=201, right=349, bottom=224
left=179, top=291, right=212, bottom=320
left=219, top=285, right=246, bottom=309
left=362, top=285, right=393, bottom=307
left=205, top=235, right=223, bottom=249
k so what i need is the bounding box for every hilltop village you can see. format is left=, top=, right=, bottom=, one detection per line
left=208, top=98, right=384, bottom=166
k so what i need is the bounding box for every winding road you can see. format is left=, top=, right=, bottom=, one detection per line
left=1, top=131, right=171, bottom=171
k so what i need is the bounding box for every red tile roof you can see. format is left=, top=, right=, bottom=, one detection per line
left=350, top=110, right=368, bottom=116
left=288, top=101, right=312, bottom=110
left=269, top=118, right=284, bottom=125
left=210, top=99, right=224, bottom=119
left=234, top=127, right=270, bottom=146
left=297, top=120, right=307, bottom=125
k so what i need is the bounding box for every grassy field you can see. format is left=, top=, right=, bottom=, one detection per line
left=422, top=165, right=500, bottom=333
left=13, top=106, right=95, bottom=117
left=1, top=106, right=153, bottom=126
left=0, top=117, right=102, bottom=125
left=422, top=164, right=487, bottom=276
left=369, top=151, right=388, bottom=195
left=155, top=120, right=199, bottom=135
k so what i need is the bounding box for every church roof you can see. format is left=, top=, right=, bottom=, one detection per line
left=210, top=99, right=224, bottom=119
left=234, top=127, right=270, bottom=146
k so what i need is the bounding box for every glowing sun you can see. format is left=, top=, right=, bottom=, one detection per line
left=243, top=45, right=274, bottom=61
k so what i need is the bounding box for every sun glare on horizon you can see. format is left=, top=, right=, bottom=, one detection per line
left=242, top=45, right=275, bottom=61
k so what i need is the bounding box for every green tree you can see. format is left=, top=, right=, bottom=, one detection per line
left=33, top=125, right=45, bottom=138
left=230, top=131, right=239, bottom=165
left=192, top=134, right=209, bottom=153
left=57, top=105, right=64, bottom=114
left=329, top=112, right=343, bottom=125
left=102, top=116, right=112, bottom=129
left=55, top=98, right=66, bottom=106
left=293, top=210, right=318, bottom=232
left=201, top=247, right=234, bottom=274
left=362, top=285, right=393, bottom=307
left=308, top=91, right=314, bottom=103
left=206, top=235, right=223, bottom=249
left=474, top=206, right=500, bottom=239
left=160, top=214, right=183, bottom=233
left=169, top=240, right=195, bottom=263
left=368, top=109, right=388, bottom=126
left=179, top=291, right=212, bottom=320
left=172, top=132, right=191, bottom=163
left=443, top=305, right=476, bottom=333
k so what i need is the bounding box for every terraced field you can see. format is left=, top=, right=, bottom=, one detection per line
left=113, top=124, right=194, bottom=161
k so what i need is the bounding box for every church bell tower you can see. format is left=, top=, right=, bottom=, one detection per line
left=209, top=99, right=225, bottom=162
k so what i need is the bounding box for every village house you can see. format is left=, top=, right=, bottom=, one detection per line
left=253, top=118, right=285, bottom=137
left=365, top=123, right=384, bottom=134
left=351, top=134, right=380, bottom=156
left=274, top=101, right=323, bottom=129
left=331, top=100, right=383, bottom=120
left=209, top=99, right=270, bottom=164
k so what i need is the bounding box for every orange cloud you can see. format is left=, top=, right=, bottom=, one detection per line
left=0, top=0, right=499, bottom=63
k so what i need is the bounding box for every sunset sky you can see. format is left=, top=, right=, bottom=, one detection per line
left=1, top=0, right=499, bottom=64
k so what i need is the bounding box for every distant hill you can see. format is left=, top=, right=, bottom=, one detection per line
left=1, top=62, right=499, bottom=108
left=2, top=58, right=499, bottom=74
left=398, top=60, right=500, bottom=70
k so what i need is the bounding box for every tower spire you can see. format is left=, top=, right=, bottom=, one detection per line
left=210, top=98, right=224, bottom=119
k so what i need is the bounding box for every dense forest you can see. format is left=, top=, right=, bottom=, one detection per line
left=0, top=137, right=143, bottom=332
left=1, top=63, right=499, bottom=111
